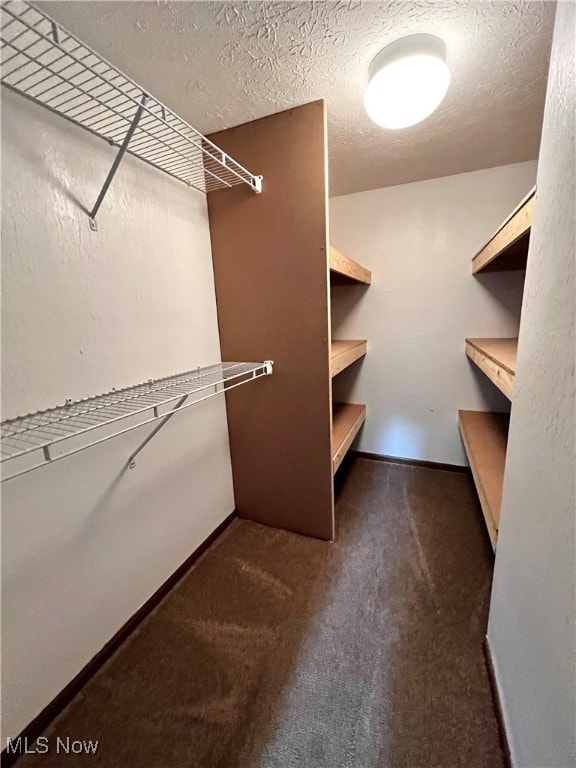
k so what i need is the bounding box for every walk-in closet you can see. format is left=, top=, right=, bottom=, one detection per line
left=1, top=2, right=574, bottom=767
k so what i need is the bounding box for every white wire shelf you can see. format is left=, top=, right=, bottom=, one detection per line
left=1, top=361, right=273, bottom=482
left=0, top=1, right=262, bottom=227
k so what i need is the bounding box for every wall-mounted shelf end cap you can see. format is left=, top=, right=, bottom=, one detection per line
left=252, top=175, right=263, bottom=194
left=264, top=360, right=274, bottom=374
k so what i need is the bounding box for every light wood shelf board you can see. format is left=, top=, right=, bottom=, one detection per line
left=332, top=403, right=366, bottom=474
left=472, top=187, right=535, bottom=274
left=331, top=340, right=367, bottom=377
left=458, top=410, right=510, bottom=551
left=329, top=246, right=372, bottom=285
left=466, top=338, right=517, bottom=400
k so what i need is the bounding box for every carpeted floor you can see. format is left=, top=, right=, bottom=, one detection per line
left=16, top=458, right=504, bottom=768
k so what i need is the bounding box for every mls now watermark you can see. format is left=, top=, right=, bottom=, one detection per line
left=6, top=736, right=99, bottom=756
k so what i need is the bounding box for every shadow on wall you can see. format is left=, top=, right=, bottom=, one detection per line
left=466, top=360, right=512, bottom=413
left=331, top=355, right=366, bottom=403
left=330, top=283, right=371, bottom=335
left=473, top=270, right=526, bottom=329
left=4, top=105, right=90, bottom=217
left=373, top=418, right=424, bottom=459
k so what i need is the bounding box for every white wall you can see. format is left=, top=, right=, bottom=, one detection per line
left=330, top=161, right=537, bottom=465
left=487, top=3, right=576, bottom=766
left=1, top=89, right=235, bottom=741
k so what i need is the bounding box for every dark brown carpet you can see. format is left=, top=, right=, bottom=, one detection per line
left=16, top=458, right=503, bottom=768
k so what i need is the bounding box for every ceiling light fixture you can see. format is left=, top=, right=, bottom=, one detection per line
left=364, top=34, right=450, bottom=130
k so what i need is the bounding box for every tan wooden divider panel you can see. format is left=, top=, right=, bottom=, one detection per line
left=207, top=100, right=334, bottom=540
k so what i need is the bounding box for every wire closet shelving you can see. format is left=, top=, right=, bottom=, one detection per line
left=1, top=362, right=274, bottom=482
left=0, top=0, right=262, bottom=228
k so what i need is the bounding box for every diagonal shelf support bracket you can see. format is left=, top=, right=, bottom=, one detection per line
left=89, top=93, right=149, bottom=231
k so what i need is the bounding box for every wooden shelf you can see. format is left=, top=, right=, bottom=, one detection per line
left=458, top=410, right=510, bottom=551
left=332, top=403, right=366, bottom=474
left=472, top=187, right=535, bottom=273
left=329, top=246, right=372, bottom=285
left=466, top=338, right=517, bottom=400
left=331, top=340, right=367, bottom=377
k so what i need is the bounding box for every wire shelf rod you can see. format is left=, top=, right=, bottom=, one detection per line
left=2, top=367, right=269, bottom=481
left=1, top=5, right=231, bottom=168
left=0, top=1, right=263, bottom=224
left=1, top=362, right=274, bottom=480
left=1, top=4, right=256, bottom=188
left=2, top=38, right=221, bottom=185
left=2, top=364, right=247, bottom=439
left=0, top=78, right=228, bottom=195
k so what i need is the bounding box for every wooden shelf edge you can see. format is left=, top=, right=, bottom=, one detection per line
left=331, top=339, right=367, bottom=377
left=329, top=246, right=372, bottom=285
left=458, top=410, right=510, bottom=552
left=332, top=403, right=366, bottom=474
left=465, top=338, right=517, bottom=400
left=472, top=187, right=536, bottom=274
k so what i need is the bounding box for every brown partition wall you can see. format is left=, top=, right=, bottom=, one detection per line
left=206, top=100, right=334, bottom=540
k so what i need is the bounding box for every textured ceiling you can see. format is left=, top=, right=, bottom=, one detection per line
left=37, top=1, right=555, bottom=196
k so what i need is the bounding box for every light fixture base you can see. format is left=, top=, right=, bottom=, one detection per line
left=364, top=33, right=450, bottom=130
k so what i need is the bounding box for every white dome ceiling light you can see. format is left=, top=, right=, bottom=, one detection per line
left=364, top=34, right=450, bottom=130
